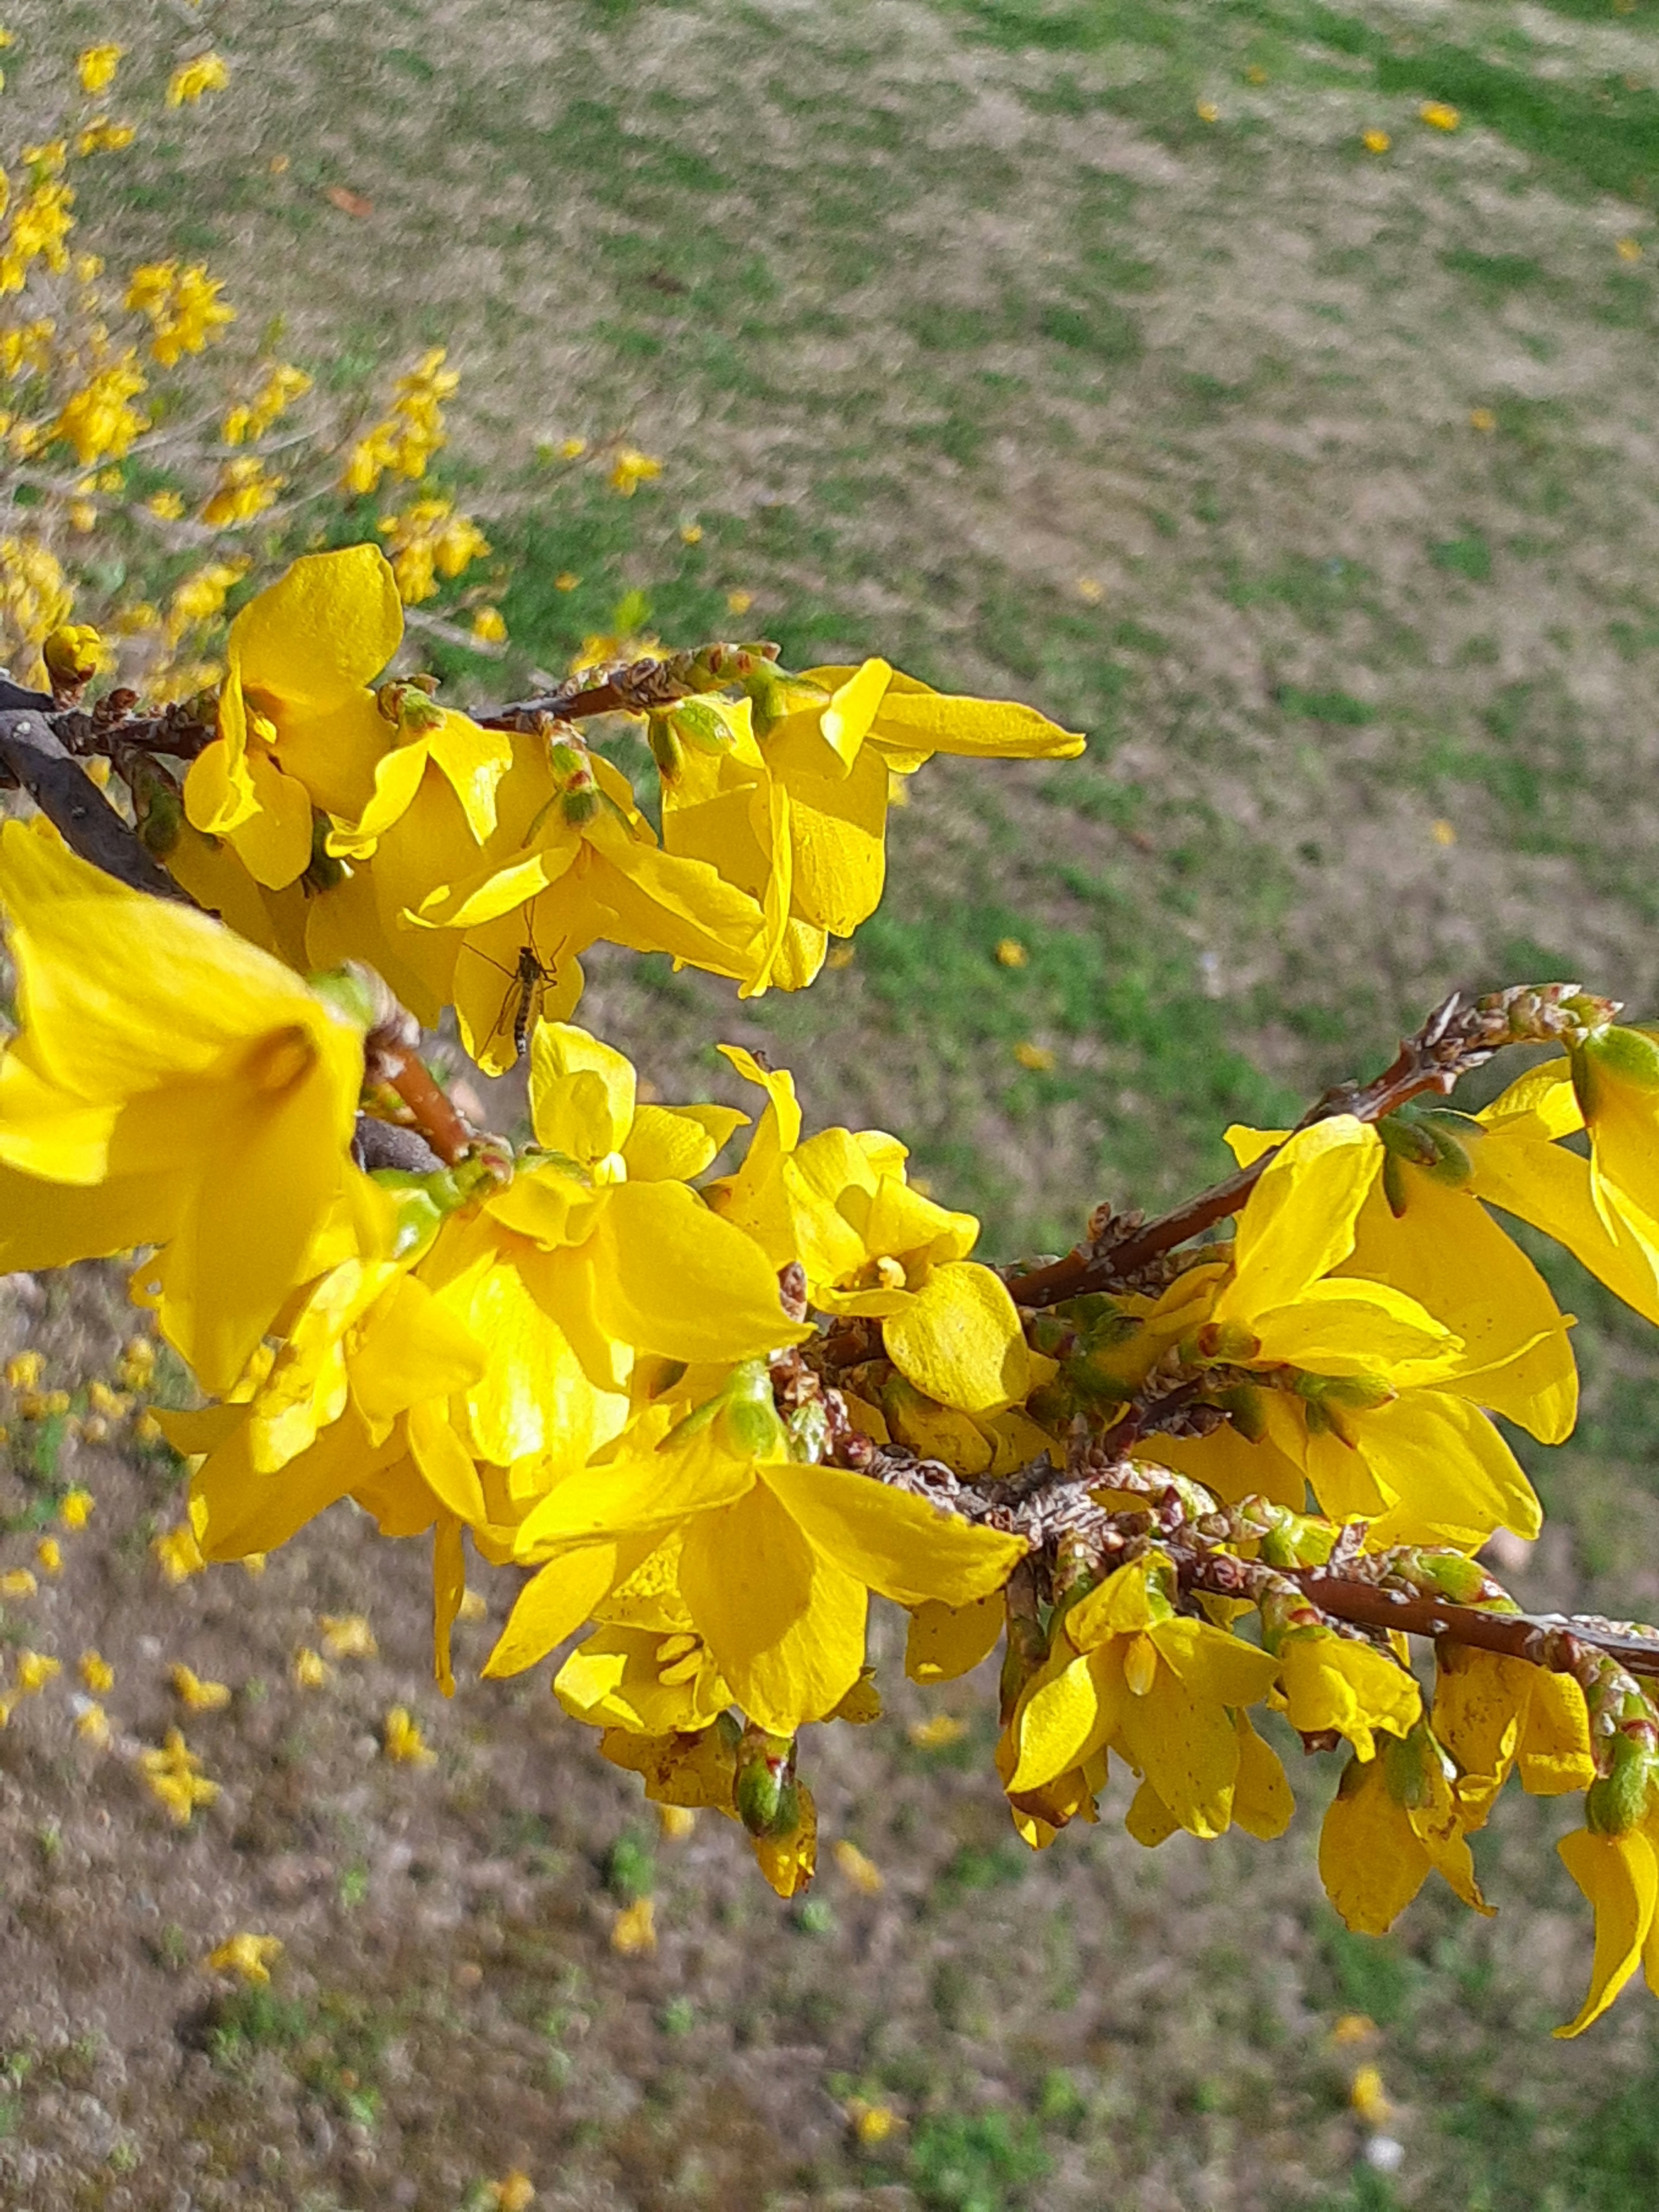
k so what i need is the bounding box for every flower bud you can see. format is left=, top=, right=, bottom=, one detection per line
left=1586, top=1725, right=1659, bottom=1836
left=43, top=622, right=102, bottom=693
left=735, top=1722, right=797, bottom=1837
left=1576, top=1025, right=1659, bottom=1108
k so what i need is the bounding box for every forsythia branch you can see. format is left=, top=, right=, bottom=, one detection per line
left=0, top=707, right=187, bottom=902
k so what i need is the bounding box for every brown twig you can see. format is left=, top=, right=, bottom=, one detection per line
left=0, top=709, right=190, bottom=900
left=380, top=1046, right=472, bottom=1168
left=1007, top=983, right=1613, bottom=1309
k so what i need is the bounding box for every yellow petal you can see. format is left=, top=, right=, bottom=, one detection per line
left=906, top=1593, right=1004, bottom=1683
left=529, top=1021, right=636, bottom=1160
left=584, top=1181, right=810, bottom=1364
left=757, top=1459, right=1026, bottom=1608
left=232, top=543, right=402, bottom=708
left=230, top=750, right=315, bottom=890
left=483, top=1540, right=642, bottom=1676
left=1318, top=1754, right=1432, bottom=1936
left=1518, top=1669, right=1597, bottom=1797
left=1006, top=1645, right=1121, bottom=1794
left=1276, top=1634, right=1421, bottom=1762
left=1355, top=1388, right=1541, bottom=1549
left=1215, top=1117, right=1381, bottom=1325
left=1555, top=1827, right=1659, bottom=2037
left=1233, top=1713, right=1294, bottom=1839
left=623, top=1102, right=747, bottom=1182
left=1116, top=1660, right=1242, bottom=1839
left=1151, top=1615, right=1280, bottom=1709
left=780, top=743, right=889, bottom=938
left=677, top=1480, right=867, bottom=1732
left=882, top=1259, right=1030, bottom=1414
left=1343, top=1166, right=1576, bottom=1443
left=1468, top=1122, right=1659, bottom=1328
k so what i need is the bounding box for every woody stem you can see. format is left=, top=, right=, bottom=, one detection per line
left=381, top=1046, right=472, bottom=1168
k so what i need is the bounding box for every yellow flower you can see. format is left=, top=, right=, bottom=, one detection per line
left=79, top=1649, right=114, bottom=1694
left=200, top=456, right=283, bottom=529
left=0, top=826, right=371, bottom=1392
left=54, top=357, right=147, bottom=465
left=610, top=1896, right=656, bottom=1954
left=292, top=1646, right=331, bottom=1688
left=76, top=44, right=124, bottom=95
left=1001, top=1553, right=1282, bottom=1841
left=1350, top=2066, right=1390, bottom=2126
left=1195, top=100, right=1220, bottom=123
left=170, top=1663, right=232, bottom=1713
left=205, top=1932, right=283, bottom=1984
left=14, top=1648, right=58, bottom=1694
left=320, top=1614, right=378, bottom=1659
left=852, top=2103, right=901, bottom=2148
left=126, top=262, right=235, bottom=366
left=1555, top=1825, right=1659, bottom=2036
left=491, top=2175, right=536, bottom=2212
left=378, top=497, right=490, bottom=604
left=166, top=53, right=229, bottom=107
left=556, top=1624, right=731, bottom=1737
left=1361, top=128, right=1390, bottom=154
left=1420, top=101, right=1460, bottom=130
left=907, top=1713, right=969, bottom=1748
left=35, top=1537, right=61, bottom=1577
left=153, top=1526, right=204, bottom=1585
left=470, top=605, right=508, bottom=644
left=1431, top=1643, right=1594, bottom=1827
left=1319, top=1728, right=1488, bottom=1936
left=609, top=447, right=661, bottom=496
left=221, top=363, right=311, bottom=446
left=75, top=1701, right=110, bottom=1749
left=1013, top=1041, right=1053, bottom=1071
left=727, top=590, right=753, bottom=617
left=680, top=523, right=703, bottom=545
left=1273, top=1629, right=1421, bottom=1762
left=1617, top=236, right=1643, bottom=263
left=6, top=1350, right=42, bottom=1391
left=0, top=1567, right=36, bottom=1598
left=139, top=1729, right=218, bottom=1823
left=76, top=119, right=135, bottom=158
left=555, top=570, right=580, bottom=591
left=383, top=1705, right=435, bottom=1764
left=995, top=938, right=1027, bottom=968
left=833, top=1838, right=884, bottom=1894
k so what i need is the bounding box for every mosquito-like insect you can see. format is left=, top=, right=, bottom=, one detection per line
left=471, top=922, right=559, bottom=1065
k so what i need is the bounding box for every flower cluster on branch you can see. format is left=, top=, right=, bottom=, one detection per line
left=7, top=17, right=1659, bottom=2050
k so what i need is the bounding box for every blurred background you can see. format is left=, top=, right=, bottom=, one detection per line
left=6, top=1, right=1659, bottom=2206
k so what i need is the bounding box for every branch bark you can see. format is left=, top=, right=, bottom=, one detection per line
left=0, top=709, right=188, bottom=901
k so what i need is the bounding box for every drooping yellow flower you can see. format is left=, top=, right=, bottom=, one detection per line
left=53, top=356, right=146, bottom=465
left=79, top=1649, right=114, bottom=1694
left=183, top=543, right=404, bottom=887
left=411, top=753, right=770, bottom=1070
left=320, top=1614, right=377, bottom=1659
left=999, top=1553, right=1281, bottom=1840
left=658, top=664, right=1083, bottom=992
left=609, top=447, right=661, bottom=496
left=707, top=1045, right=1036, bottom=1423
left=1273, top=1627, right=1421, bottom=1761
left=496, top=1366, right=1023, bottom=1734
left=14, top=1648, right=59, bottom=1695
left=0, top=826, right=368, bottom=1392
left=1319, top=1728, right=1489, bottom=1936
left=1431, top=1643, right=1595, bottom=1827
left=1555, top=1825, right=1659, bottom=2037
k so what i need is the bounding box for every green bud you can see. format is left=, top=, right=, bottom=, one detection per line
left=1382, top=1720, right=1449, bottom=1812
left=1187, top=1319, right=1260, bottom=1366
left=135, top=778, right=183, bottom=857
left=308, top=964, right=379, bottom=1032
left=647, top=715, right=683, bottom=781
left=1400, top=1548, right=1491, bottom=1604
left=785, top=1397, right=831, bottom=1465
left=1027, top=1313, right=1073, bottom=1359
left=1587, top=1727, right=1658, bottom=1836
left=735, top=1724, right=797, bottom=1837
left=744, top=663, right=829, bottom=737
left=1295, top=1372, right=1396, bottom=1413
left=561, top=787, right=600, bottom=827
left=1255, top=1503, right=1338, bottom=1571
